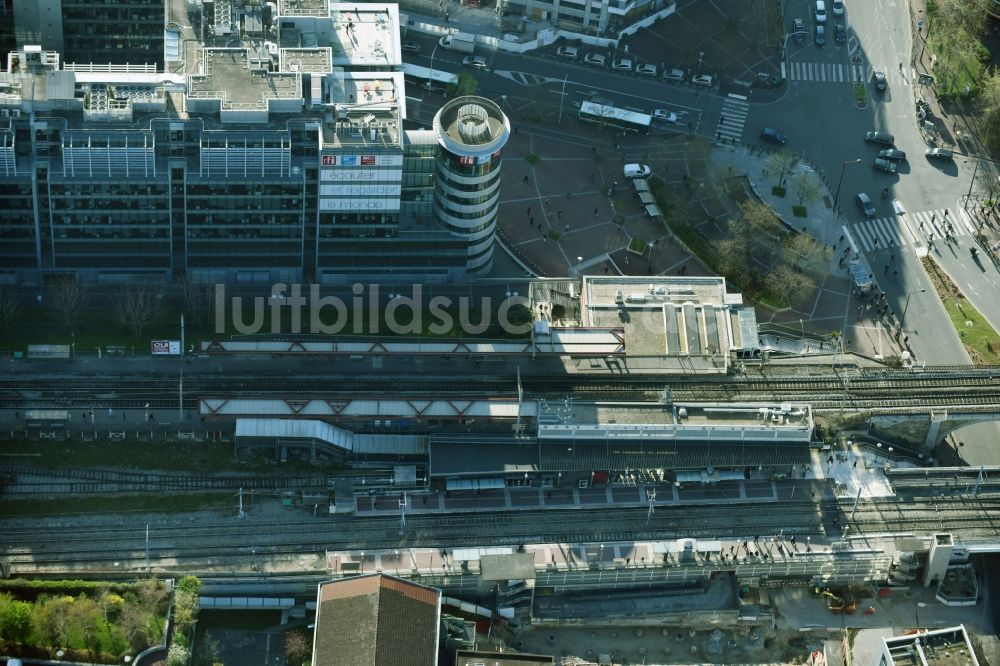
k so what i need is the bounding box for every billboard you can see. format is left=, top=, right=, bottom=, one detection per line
left=151, top=340, right=181, bottom=355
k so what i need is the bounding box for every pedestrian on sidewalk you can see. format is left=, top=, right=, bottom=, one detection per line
left=523, top=175, right=529, bottom=184
left=593, top=208, right=599, bottom=216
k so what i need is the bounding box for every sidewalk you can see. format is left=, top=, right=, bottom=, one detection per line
left=710, top=140, right=910, bottom=362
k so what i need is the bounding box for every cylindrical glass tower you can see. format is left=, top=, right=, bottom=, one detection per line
left=432, top=96, right=510, bottom=276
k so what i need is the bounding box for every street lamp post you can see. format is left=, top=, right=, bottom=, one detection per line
left=966, top=158, right=981, bottom=201
left=833, top=159, right=863, bottom=213
left=428, top=44, right=439, bottom=93
left=557, top=73, right=569, bottom=125
left=901, top=288, right=927, bottom=327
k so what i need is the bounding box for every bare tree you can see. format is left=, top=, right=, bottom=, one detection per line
left=765, top=264, right=815, bottom=307
left=792, top=171, right=823, bottom=208
left=113, top=284, right=163, bottom=338
left=740, top=199, right=782, bottom=237
left=783, top=232, right=827, bottom=269
left=181, top=278, right=214, bottom=328
left=47, top=276, right=89, bottom=331
left=765, top=151, right=799, bottom=189
left=713, top=219, right=754, bottom=287
left=0, top=286, right=20, bottom=335
left=285, top=631, right=311, bottom=665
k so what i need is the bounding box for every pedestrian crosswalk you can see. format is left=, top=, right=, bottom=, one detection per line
left=716, top=96, right=749, bottom=142
left=788, top=62, right=915, bottom=85
left=788, top=61, right=865, bottom=83
left=850, top=207, right=977, bottom=252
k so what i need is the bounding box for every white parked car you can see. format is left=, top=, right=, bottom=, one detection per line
left=636, top=63, right=658, bottom=77
left=652, top=109, right=678, bottom=123
left=611, top=58, right=633, bottom=72
left=691, top=74, right=714, bottom=87
left=623, top=163, right=652, bottom=179
left=556, top=45, right=578, bottom=59
left=583, top=53, right=607, bottom=67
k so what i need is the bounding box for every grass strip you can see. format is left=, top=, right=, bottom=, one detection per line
left=0, top=492, right=234, bottom=518
left=921, top=255, right=1000, bottom=364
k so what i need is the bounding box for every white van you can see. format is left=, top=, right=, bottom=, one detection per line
left=815, top=0, right=827, bottom=22
left=623, top=163, right=652, bottom=179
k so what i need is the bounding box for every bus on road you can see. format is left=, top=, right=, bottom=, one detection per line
left=402, top=63, right=458, bottom=94
left=578, top=101, right=651, bottom=134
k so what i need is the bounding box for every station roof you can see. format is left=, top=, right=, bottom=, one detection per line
left=428, top=435, right=810, bottom=476
left=537, top=439, right=811, bottom=471
left=456, top=651, right=554, bottom=666
left=430, top=437, right=539, bottom=477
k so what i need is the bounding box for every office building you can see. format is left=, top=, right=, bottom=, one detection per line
left=497, top=0, right=662, bottom=36
left=10, top=0, right=166, bottom=68
left=0, top=1, right=510, bottom=285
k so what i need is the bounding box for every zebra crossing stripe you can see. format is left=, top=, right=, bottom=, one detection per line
left=851, top=208, right=973, bottom=252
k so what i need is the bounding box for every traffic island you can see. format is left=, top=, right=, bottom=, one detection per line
left=854, top=82, right=867, bottom=108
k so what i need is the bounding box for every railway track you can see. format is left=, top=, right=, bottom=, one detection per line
left=0, top=464, right=399, bottom=495
left=3, top=370, right=1000, bottom=409
left=2, top=497, right=998, bottom=573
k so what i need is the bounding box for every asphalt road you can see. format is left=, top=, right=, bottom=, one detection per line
left=403, top=33, right=722, bottom=136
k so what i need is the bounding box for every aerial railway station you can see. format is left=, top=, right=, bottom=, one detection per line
left=213, top=397, right=815, bottom=487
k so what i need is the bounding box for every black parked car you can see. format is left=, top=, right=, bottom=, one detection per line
left=865, top=130, right=894, bottom=145
left=878, top=149, right=907, bottom=162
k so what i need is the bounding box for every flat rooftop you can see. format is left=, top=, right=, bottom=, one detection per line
left=279, top=48, right=332, bottom=73
left=882, top=626, right=979, bottom=666
left=189, top=50, right=300, bottom=110
left=327, top=5, right=399, bottom=66
left=584, top=276, right=735, bottom=309
left=279, top=0, right=332, bottom=17
left=531, top=277, right=757, bottom=372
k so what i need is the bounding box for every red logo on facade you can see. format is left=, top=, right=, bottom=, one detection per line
left=361, top=155, right=376, bottom=166
left=322, top=155, right=336, bottom=166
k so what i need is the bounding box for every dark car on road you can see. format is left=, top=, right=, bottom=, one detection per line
left=925, top=147, right=954, bottom=161
left=402, top=40, right=421, bottom=53
left=793, top=18, right=805, bottom=43
left=872, top=70, right=887, bottom=91
left=865, top=130, right=894, bottom=145
left=873, top=158, right=897, bottom=174
left=760, top=128, right=787, bottom=144
left=815, top=24, right=826, bottom=45
left=878, top=149, right=906, bottom=162
left=835, top=24, right=847, bottom=43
